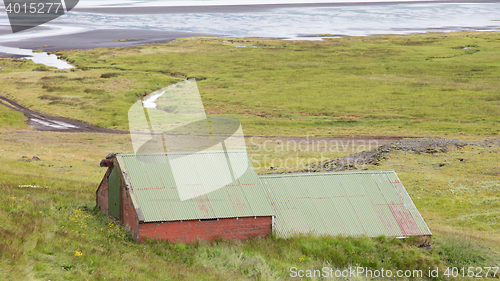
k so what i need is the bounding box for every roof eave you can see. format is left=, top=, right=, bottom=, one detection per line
left=115, top=155, right=145, bottom=223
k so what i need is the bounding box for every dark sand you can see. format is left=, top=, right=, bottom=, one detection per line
left=0, top=29, right=216, bottom=52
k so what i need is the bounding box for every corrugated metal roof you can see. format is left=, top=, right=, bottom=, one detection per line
left=117, top=151, right=274, bottom=223
left=259, top=170, right=431, bottom=238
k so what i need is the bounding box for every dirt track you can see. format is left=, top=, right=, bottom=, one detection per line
left=0, top=96, right=128, bottom=134
left=0, top=95, right=414, bottom=142
left=2, top=95, right=498, bottom=169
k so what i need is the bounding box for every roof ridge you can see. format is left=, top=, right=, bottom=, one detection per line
left=118, top=149, right=248, bottom=157
left=258, top=170, right=396, bottom=177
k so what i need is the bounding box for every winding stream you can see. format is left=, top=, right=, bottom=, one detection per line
left=0, top=46, right=74, bottom=69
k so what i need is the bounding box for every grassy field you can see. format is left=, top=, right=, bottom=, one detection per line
left=0, top=31, right=499, bottom=280
left=1, top=31, right=500, bottom=138
left=0, top=100, right=26, bottom=130
left=0, top=127, right=499, bottom=280
left=0, top=119, right=499, bottom=279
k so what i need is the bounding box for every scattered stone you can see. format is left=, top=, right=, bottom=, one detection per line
left=19, top=156, right=31, bottom=162
left=426, top=147, right=440, bottom=154
left=301, top=137, right=499, bottom=173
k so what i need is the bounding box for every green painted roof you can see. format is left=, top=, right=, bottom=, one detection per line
left=113, top=151, right=430, bottom=238
left=259, top=170, right=431, bottom=238
left=116, top=151, right=274, bottom=223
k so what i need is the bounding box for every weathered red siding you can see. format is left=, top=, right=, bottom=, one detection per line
left=138, top=216, right=273, bottom=243
left=97, top=161, right=273, bottom=243
left=122, top=184, right=140, bottom=240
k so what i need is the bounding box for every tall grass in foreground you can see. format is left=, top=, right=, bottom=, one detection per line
left=0, top=186, right=444, bottom=280
left=0, top=192, right=496, bottom=280
left=1, top=143, right=500, bottom=280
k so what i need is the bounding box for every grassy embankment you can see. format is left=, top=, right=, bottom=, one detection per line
left=0, top=128, right=498, bottom=280
left=0, top=31, right=499, bottom=138
left=0, top=31, right=499, bottom=280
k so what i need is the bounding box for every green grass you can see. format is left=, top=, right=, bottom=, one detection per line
left=1, top=31, right=500, bottom=138
left=0, top=58, right=180, bottom=129
left=1, top=31, right=500, bottom=280
left=0, top=103, right=27, bottom=129
left=0, top=161, right=446, bottom=280
left=434, top=235, right=495, bottom=269
left=0, top=188, right=443, bottom=281
left=0, top=130, right=499, bottom=280
left=1, top=155, right=443, bottom=280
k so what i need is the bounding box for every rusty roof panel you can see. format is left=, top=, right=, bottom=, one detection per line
left=259, top=170, right=431, bottom=238
left=119, top=151, right=273, bottom=222
left=386, top=172, right=432, bottom=235
left=373, top=205, right=402, bottom=237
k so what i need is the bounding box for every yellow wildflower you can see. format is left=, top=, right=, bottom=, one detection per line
left=74, top=251, right=83, bottom=257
